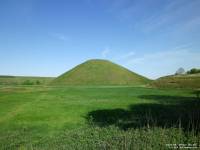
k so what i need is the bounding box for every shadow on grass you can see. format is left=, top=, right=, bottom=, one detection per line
left=87, top=95, right=200, bottom=131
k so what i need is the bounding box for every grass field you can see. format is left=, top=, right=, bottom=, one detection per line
left=151, top=74, right=200, bottom=89
left=0, top=76, right=54, bottom=85
left=0, top=85, right=199, bottom=149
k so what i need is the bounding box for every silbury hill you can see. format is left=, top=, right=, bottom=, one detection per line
left=51, top=59, right=150, bottom=86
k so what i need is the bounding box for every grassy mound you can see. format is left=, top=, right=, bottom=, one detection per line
left=51, top=59, right=150, bottom=85
left=151, top=74, right=200, bottom=89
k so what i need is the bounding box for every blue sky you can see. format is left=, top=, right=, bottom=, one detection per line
left=0, top=0, right=200, bottom=79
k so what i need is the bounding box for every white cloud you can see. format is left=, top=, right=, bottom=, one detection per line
left=119, top=45, right=200, bottom=79
left=108, top=0, right=200, bottom=34
left=114, top=51, right=135, bottom=61
left=49, top=33, right=69, bottom=41
left=101, top=47, right=110, bottom=58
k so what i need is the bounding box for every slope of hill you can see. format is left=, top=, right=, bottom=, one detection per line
left=151, top=74, right=200, bottom=89
left=0, top=76, right=54, bottom=85
left=51, top=59, right=150, bottom=86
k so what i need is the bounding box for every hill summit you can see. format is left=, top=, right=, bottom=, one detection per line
left=51, top=59, right=150, bottom=85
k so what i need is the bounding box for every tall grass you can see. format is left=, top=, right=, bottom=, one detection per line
left=0, top=126, right=199, bottom=150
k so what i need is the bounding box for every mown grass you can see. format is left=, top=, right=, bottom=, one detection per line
left=0, top=85, right=199, bottom=149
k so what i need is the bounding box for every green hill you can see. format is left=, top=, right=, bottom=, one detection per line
left=51, top=59, right=150, bottom=86
left=151, top=74, right=200, bottom=89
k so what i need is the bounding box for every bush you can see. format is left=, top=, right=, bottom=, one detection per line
left=22, top=80, right=34, bottom=85
left=193, top=89, right=200, bottom=99
left=36, top=80, right=41, bottom=85
left=187, top=68, right=200, bottom=74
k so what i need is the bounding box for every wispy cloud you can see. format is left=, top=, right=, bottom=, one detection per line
left=49, top=33, right=69, bottom=41
left=101, top=47, right=110, bottom=58
left=118, top=44, right=200, bottom=79
left=140, top=0, right=200, bottom=33
left=108, top=0, right=200, bottom=34
left=114, top=51, right=135, bottom=61
left=126, top=49, right=193, bottom=65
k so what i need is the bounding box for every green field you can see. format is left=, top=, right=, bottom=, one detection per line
left=0, top=76, right=54, bottom=86
left=151, top=74, right=200, bottom=89
left=0, top=85, right=199, bottom=149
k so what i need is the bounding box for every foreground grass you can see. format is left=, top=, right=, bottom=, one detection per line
left=1, top=126, right=199, bottom=150
left=0, top=86, right=199, bottom=149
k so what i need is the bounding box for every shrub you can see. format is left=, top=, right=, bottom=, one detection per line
left=22, top=80, right=34, bottom=85
left=36, top=80, right=41, bottom=85
left=187, top=68, right=200, bottom=74
left=193, top=89, right=200, bottom=99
